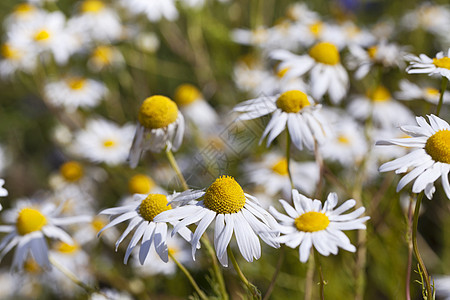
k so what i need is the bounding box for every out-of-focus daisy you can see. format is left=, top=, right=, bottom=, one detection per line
left=245, top=153, right=319, bottom=197
left=434, top=275, right=450, bottom=300
left=401, top=3, right=450, bottom=37
left=0, top=179, right=7, bottom=211
left=173, top=84, right=218, bottom=130
left=154, top=175, right=279, bottom=266
left=377, top=114, right=450, bottom=200
left=269, top=190, right=369, bottom=262
left=90, top=288, right=133, bottom=300
left=0, top=42, right=36, bottom=78
left=232, top=27, right=271, bottom=49
left=233, top=90, right=329, bottom=151
left=405, top=48, right=450, bottom=80
left=347, top=41, right=405, bottom=79
left=128, top=174, right=159, bottom=195
left=395, top=79, right=450, bottom=104
left=178, top=0, right=206, bottom=9
left=348, top=85, right=414, bottom=128
left=88, top=45, right=124, bottom=72
left=0, top=200, right=90, bottom=271
left=44, top=76, right=107, bottom=112
left=73, top=118, right=135, bottom=166
left=135, top=32, right=160, bottom=53
left=271, top=42, right=349, bottom=103
left=4, top=3, right=43, bottom=27
left=121, top=0, right=179, bottom=22
left=128, top=95, right=184, bottom=168
left=74, top=215, right=118, bottom=246
left=286, top=3, right=319, bottom=24
left=233, top=58, right=274, bottom=96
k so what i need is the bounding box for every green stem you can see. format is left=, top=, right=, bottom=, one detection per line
left=227, top=247, right=261, bottom=300
left=406, top=195, right=414, bottom=300
left=436, top=77, right=448, bottom=116
left=304, top=249, right=315, bottom=300
left=49, top=256, right=96, bottom=294
left=201, top=236, right=228, bottom=300
left=169, top=251, right=209, bottom=300
left=165, top=148, right=189, bottom=191
left=412, top=192, right=433, bottom=298
left=286, top=131, right=295, bottom=190
left=262, top=246, right=285, bottom=300
left=314, top=249, right=325, bottom=300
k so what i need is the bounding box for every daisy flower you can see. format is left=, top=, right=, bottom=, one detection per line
left=98, top=193, right=194, bottom=264
left=0, top=42, right=37, bottom=79
left=401, top=3, right=450, bottom=37
left=271, top=42, right=349, bottom=104
left=269, top=190, right=369, bottom=262
left=73, top=118, right=135, bottom=166
left=128, top=95, right=185, bottom=168
left=233, top=90, right=329, bottom=151
left=405, top=48, right=450, bottom=80
left=0, top=179, right=7, bottom=211
left=232, top=59, right=274, bottom=96
left=154, top=175, right=280, bottom=267
left=120, top=0, right=179, bottom=22
left=0, top=200, right=90, bottom=271
left=88, top=45, right=124, bottom=72
left=377, top=114, right=450, bottom=200
left=395, top=79, right=450, bottom=104
left=44, top=76, right=107, bottom=112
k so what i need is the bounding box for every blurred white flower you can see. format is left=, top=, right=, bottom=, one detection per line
left=395, top=79, right=450, bottom=104
left=121, top=0, right=179, bottom=22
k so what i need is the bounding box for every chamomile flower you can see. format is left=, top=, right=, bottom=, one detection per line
left=0, top=200, right=90, bottom=271
left=0, top=42, right=37, bottom=78
left=401, top=3, right=450, bottom=37
left=128, top=95, right=185, bottom=168
left=154, top=175, right=280, bottom=267
left=405, top=48, right=450, bottom=80
left=44, top=76, right=107, bottom=112
left=269, top=190, right=369, bottom=262
left=233, top=90, right=329, bottom=151
left=98, top=193, right=194, bottom=264
left=271, top=42, right=349, bottom=104
left=73, top=119, right=135, bottom=166
left=377, top=114, right=450, bottom=200
left=121, top=0, right=179, bottom=22
left=88, top=45, right=124, bottom=72
left=395, top=79, right=450, bottom=104
left=0, top=179, right=7, bottom=211
left=233, top=59, right=273, bottom=96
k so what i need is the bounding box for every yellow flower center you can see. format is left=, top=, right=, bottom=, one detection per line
left=294, top=211, right=330, bottom=232
left=337, top=135, right=351, bottom=144
left=433, top=57, right=450, bottom=70
left=139, top=194, right=172, bottom=222
left=16, top=208, right=47, bottom=235
left=309, top=42, right=340, bottom=65
left=24, top=258, right=42, bottom=274
left=425, top=129, right=450, bottom=164
left=92, top=216, right=107, bottom=232
left=14, top=3, right=35, bottom=15
left=425, top=87, right=440, bottom=97
left=271, top=158, right=289, bottom=176
left=128, top=174, right=155, bottom=194
left=103, top=139, right=116, bottom=148
left=67, top=78, right=86, bottom=90
left=138, top=95, right=179, bottom=129
left=368, top=46, right=378, bottom=59
left=309, top=22, right=323, bottom=37
left=55, top=241, right=79, bottom=254
left=174, top=84, right=202, bottom=106
left=34, top=29, right=50, bottom=42
left=81, top=0, right=104, bottom=13
left=1, top=44, right=20, bottom=59
left=368, top=86, right=391, bottom=102
left=92, top=46, right=113, bottom=65
left=276, top=90, right=310, bottom=113
left=60, top=161, right=84, bottom=182
left=168, top=246, right=178, bottom=255
left=203, top=175, right=246, bottom=214
left=276, top=67, right=289, bottom=78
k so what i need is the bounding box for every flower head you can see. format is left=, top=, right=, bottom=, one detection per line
left=405, top=48, right=450, bottom=80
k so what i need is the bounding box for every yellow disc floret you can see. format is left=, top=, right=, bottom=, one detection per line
left=34, top=29, right=50, bottom=42
left=203, top=175, right=246, bottom=214
left=309, top=42, right=340, bottom=65
left=174, top=84, right=202, bottom=106
left=1, top=44, right=20, bottom=60
left=368, top=86, right=391, bottom=102
left=55, top=241, right=79, bottom=254
left=433, top=57, right=450, bottom=70
left=16, top=208, right=47, bottom=235
left=91, top=216, right=107, bottom=232
left=129, top=174, right=155, bottom=194
left=103, top=139, right=116, bottom=148
left=425, top=87, right=439, bottom=97
left=67, top=78, right=86, bottom=90
left=294, top=211, right=330, bottom=232
left=309, top=22, right=323, bottom=37
left=81, top=0, right=104, bottom=13
left=276, top=90, right=310, bottom=113
left=337, top=135, right=351, bottom=144
left=367, top=46, right=378, bottom=59
left=24, top=258, right=42, bottom=274
left=138, top=95, right=178, bottom=129
left=425, top=129, right=450, bottom=164
left=271, top=158, right=289, bottom=176
left=92, top=46, right=113, bottom=65
left=139, top=194, right=172, bottom=222
left=14, top=3, right=35, bottom=15
left=60, top=161, right=83, bottom=182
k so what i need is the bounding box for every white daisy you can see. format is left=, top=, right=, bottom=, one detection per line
left=87, top=45, right=125, bottom=72
left=0, top=179, right=7, bottom=211
left=0, top=200, right=90, bottom=271
left=128, top=95, right=185, bottom=168
left=271, top=42, right=349, bottom=104
left=233, top=90, right=329, bottom=151
left=232, top=59, right=274, bottom=96
left=269, top=190, right=369, bottom=262
left=395, top=79, right=450, bottom=104
left=405, top=48, right=450, bottom=80
left=0, top=42, right=37, bottom=79
left=154, top=175, right=280, bottom=267
left=401, top=3, right=450, bottom=37
left=73, top=118, right=135, bottom=166
left=377, top=114, right=450, bottom=200
left=232, top=27, right=271, bottom=49
left=286, top=3, right=319, bottom=24
left=121, top=0, right=179, bottom=22
left=44, top=76, right=107, bottom=112
left=98, top=193, right=195, bottom=264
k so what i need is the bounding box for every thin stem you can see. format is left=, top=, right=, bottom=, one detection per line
left=263, top=246, right=285, bottom=300
left=314, top=249, right=325, bottom=300
left=227, top=246, right=261, bottom=300
left=304, top=249, right=315, bottom=300
left=201, top=235, right=228, bottom=300
left=169, top=251, right=209, bottom=300
left=286, top=131, right=295, bottom=190
left=165, top=148, right=188, bottom=191
left=436, top=77, right=448, bottom=116
left=49, top=256, right=95, bottom=294
left=412, top=192, right=433, bottom=298
left=314, top=140, right=324, bottom=199
left=406, top=195, right=414, bottom=300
